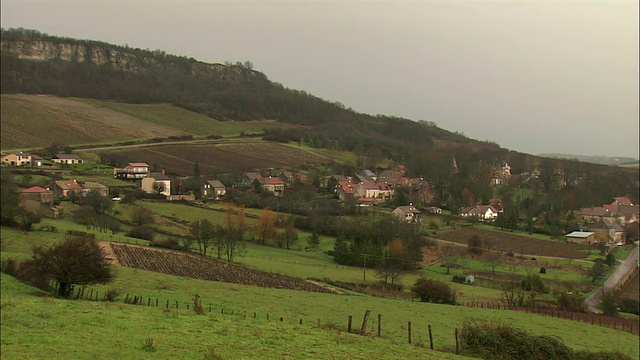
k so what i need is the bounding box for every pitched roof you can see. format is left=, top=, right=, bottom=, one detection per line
left=261, top=177, right=284, bottom=185
left=53, top=153, right=82, bottom=160
left=127, top=162, right=149, bottom=167
left=20, top=186, right=51, bottom=193
left=395, top=205, right=421, bottom=214
left=580, top=207, right=609, bottom=217
left=55, top=179, right=82, bottom=190
left=206, top=180, right=225, bottom=188
left=150, top=172, right=170, bottom=181
left=82, top=181, right=107, bottom=190
left=478, top=205, right=499, bottom=213
left=612, top=197, right=634, bottom=206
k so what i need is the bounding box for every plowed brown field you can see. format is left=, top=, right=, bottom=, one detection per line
left=101, top=142, right=326, bottom=175
left=432, top=228, right=594, bottom=259
left=110, top=243, right=340, bottom=294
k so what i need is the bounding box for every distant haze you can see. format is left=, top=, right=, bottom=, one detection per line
left=1, top=0, right=638, bottom=159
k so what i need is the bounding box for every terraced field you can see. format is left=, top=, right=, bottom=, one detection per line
left=616, top=267, right=639, bottom=301
left=110, top=243, right=339, bottom=294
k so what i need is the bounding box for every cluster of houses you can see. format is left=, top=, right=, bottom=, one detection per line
left=1, top=152, right=84, bottom=167
left=320, top=165, right=434, bottom=207
left=6, top=154, right=639, bottom=241
left=18, top=179, right=108, bottom=219
left=566, top=197, right=639, bottom=245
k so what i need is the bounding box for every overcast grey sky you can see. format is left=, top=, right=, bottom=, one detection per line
left=2, top=0, right=638, bottom=158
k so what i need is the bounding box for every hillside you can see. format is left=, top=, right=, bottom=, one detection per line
left=0, top=94, right=300, bottom=150
left=1, top=28, right=512, bottom=167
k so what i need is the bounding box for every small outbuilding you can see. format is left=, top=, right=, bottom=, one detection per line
left=465, top=275, right=475, bottom=284
left=565, top=231, right=596, bottom=244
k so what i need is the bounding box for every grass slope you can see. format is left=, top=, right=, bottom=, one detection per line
left=0, top=94, right=182, bottom=150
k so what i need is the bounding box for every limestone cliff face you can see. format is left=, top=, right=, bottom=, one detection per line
left=0, top=38, right=262, bottom=81
left=0, top=39, right=144, bottom=70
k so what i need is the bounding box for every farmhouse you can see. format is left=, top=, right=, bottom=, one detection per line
left=261, top=176, right=285, bottom=197
left=52, top=179, right=83, bottom=198
left=392, top=205, right=422, bottom=224
left=18, top=186, right=58, bottom=218
left=82, top=181, right=109, bottom=197
left=460, top=205, right=499, bottom=220
left=52, top=153, right=83, bottom=165
left=566, top=231, right=596, bottom=244
left=113, top=162, right=150, bottom=180
left=202, top=180, right=226, bottom=200
left=141, top=171, right=171, bottom=198
left=1, top=152, right=38, bottom=167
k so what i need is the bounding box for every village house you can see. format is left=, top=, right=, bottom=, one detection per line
left=52, top=179, right=84, bottom=198
left=82, top=181, right=109, bottom=197
left=52, top=153, right=83, bottom=165
left=202, top=180, right=226, bottom=200
left=261, top=176, right=285, bottom=197
left=279, top=171, right=296, bottom=187
left=113, top=162, right=150, bottom=180
left=141, top=171, right=171, bottom=198
left=392, top=205, right=422, bottom=224
left=460, top=205, right=499, bottom=220
left=1, top=152, right=39, bottom=167
left=587, top=218, right=625, bottom=245
left=18, top=186, right=59, bottom=218
left=241, top=171, right=263, bottom=187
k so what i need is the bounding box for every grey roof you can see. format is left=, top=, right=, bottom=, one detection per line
left=150, top=172, right=170, bottom=181
left=206, top=180, right=225, bottom=189
left=54, top=153, right=82, bottom=160
left=566, top=231, right=595, bottom=238
left=395, top=205, right=421, bottom=214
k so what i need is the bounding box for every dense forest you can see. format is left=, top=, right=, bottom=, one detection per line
left=1, top=27, right=638, bottom=217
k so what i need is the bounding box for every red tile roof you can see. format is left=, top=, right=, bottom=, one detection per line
left=21, top=186, right=51, bottom=193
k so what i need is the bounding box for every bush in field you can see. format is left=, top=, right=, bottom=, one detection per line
left=126, top=225, right=155, bottom=241
left=618, top=298, right=639, bottom=315
left=22, top=232, right=115, bottom=297
left=459, top=319, right=572, bottom=360
left=459, top=319, right=633, bottom=360
left=411, top=277, right=456, bottom=305
left=150, top=237, right=182, bottom=251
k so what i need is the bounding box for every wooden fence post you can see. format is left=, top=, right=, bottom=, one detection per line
left=408, top=321, right=412, bottom=344
left=348, top=316, right=353, bottom=333
left=455, top=328, right=459, bottom=355
left=428, top=324, right=433, bottom=350
left=360, top=310, right=371, bottom=335
left=378, top=314, right=381, bottom=337
left=166, top=299, right=169, bottom=308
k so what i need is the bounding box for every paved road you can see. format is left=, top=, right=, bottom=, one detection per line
left=584, top=244, right=639, bottom=313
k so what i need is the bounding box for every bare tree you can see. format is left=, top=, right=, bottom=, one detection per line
left=485, top=252, right=501, bottom=274
left=189, top=219, right=216, bottom=255
left=131, top=206, right=155, bottom=226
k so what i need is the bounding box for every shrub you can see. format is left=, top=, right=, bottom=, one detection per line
left=150, top=237, right=182, bottom=251
left=451, top=275, right=465, bottom=284
left=411, top=277, right=456, bottom=304
left=618, top=298, right=639, bottom=315
left=126, top=225, right=155, bottom=241
left=460, top=319, right=572, bottom=360
left=1, top=257, right=19, bottom=277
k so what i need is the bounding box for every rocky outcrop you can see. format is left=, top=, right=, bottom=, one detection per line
left=0, top=39, right=147, bottom=71
left=0, top=37, right=264, bottom=82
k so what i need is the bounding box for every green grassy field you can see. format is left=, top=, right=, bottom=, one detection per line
left=2, top=216, right=639, bottom=359
left=76, top=98, right=297, bottom=137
